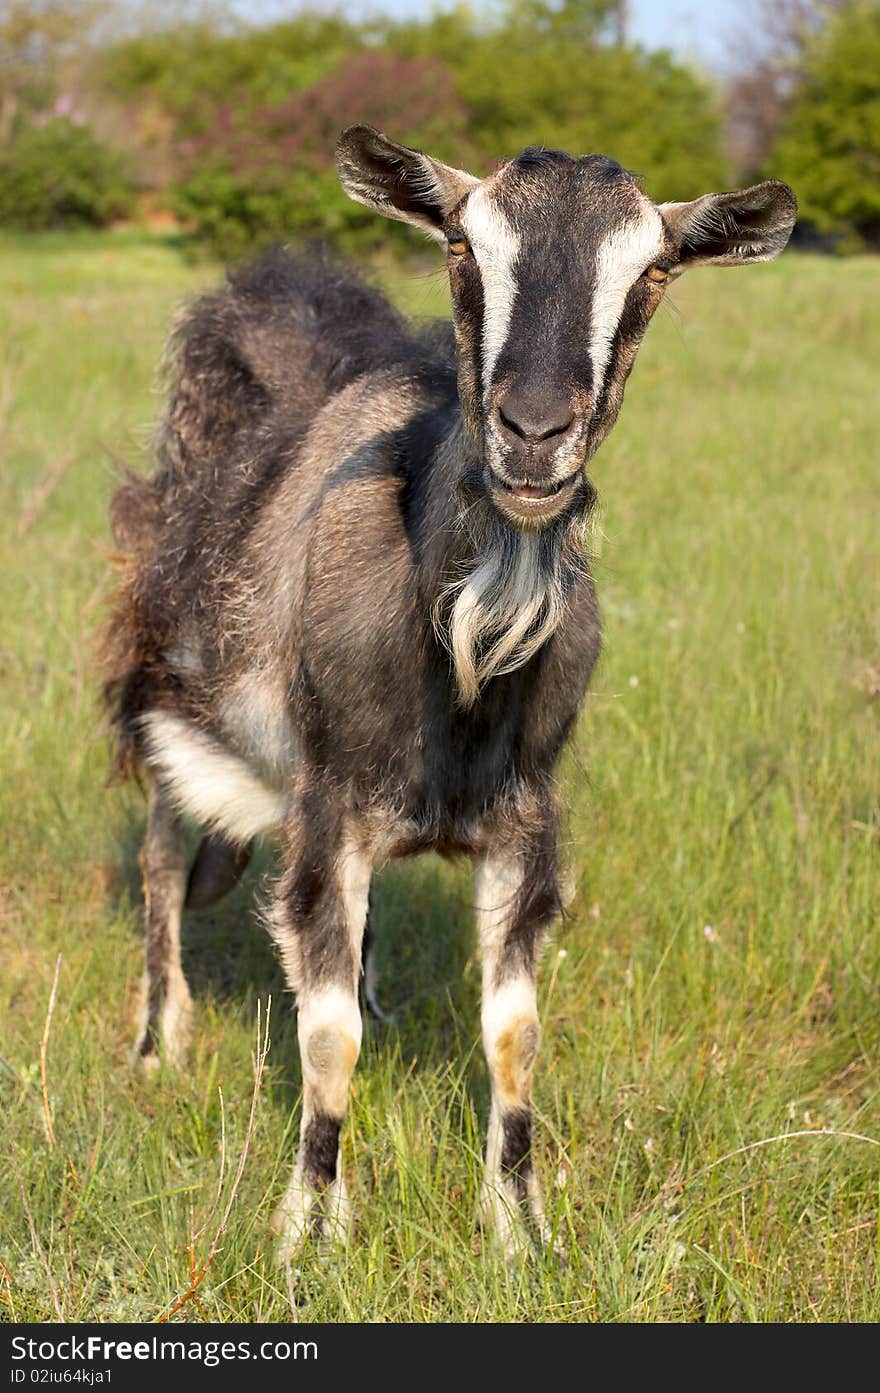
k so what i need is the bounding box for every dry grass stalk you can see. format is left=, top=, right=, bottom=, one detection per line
left=40, top=954, right=62, bottom=1151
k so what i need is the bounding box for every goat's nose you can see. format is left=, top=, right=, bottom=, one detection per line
left=495, top=393, right=575, bottom=451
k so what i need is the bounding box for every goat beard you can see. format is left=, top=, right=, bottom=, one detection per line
left=434, top=492, right=593, bottom=707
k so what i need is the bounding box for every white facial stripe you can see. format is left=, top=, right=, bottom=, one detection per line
left=590, top=208, right=664, bottom=394
left=462, top=187, right=521, bottom=394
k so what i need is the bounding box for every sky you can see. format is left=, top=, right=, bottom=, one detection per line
left=627, top=0, right=742, bottom=69
left=233, top=0, right=747, bottom=72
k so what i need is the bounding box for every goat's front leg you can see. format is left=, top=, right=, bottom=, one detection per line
left=134, top=778, right=192, bottom=1069
left=269, top=805, right=371, bottom=1260
left=475, top=831, right=559, bottom=1257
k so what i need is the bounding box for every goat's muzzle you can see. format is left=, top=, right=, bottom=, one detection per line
left=485, top=463, right=581, bottom=529
left=490, top=389, right=578, bottom=467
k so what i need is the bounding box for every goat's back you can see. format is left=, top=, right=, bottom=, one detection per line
left=118, top=250, right=447, bottom=521
left=103, top=248, right=458, bottom=776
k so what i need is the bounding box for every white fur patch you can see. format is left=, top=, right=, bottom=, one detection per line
left=297, top=985, right=363, bottom=1067
left=441, top=530, right=573, bottom=706
left=474, top=854, right=551, bottom=1252
left=474, top=853, right=524, bottom=952
left=140, top=710, right=287, bottom=845
left=481, top=976, right=537, bottom=1050
left=462, top=187, right=521, bottom=393
left=590, top=208, right=664, bottom=393
left=218, top=669, right=296, bottom=785
left=338, top=834, right=372, bottom=948
left=275, top=979, right=361, bottom=1257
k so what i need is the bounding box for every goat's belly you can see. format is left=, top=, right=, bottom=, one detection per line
left=139, top=708, right=292, bottom=846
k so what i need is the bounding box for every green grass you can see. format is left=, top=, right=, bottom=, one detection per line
left=1, top=229, right=878, bottom=1323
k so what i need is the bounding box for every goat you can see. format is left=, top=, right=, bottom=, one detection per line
left=103, top=125, right=796, bottom=1258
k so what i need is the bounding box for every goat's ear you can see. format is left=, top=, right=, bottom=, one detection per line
left=336, top=124, right=479, bottom=242
left=660, top=180, right=797, bottom=273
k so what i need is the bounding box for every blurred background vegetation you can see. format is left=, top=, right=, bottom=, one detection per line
left=0, top=0, right=877, bottom=256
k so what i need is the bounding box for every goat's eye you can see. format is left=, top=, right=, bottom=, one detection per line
left=447, top=238, right=470, bottom=257
left=642, top=264, right=669, bottom=285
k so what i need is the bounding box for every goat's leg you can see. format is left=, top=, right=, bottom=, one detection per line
left=475, top=833, right=560, bottom=1257
left=134, top=779, right=192, bottom=1070
left=361, top=889, right=396, bottom=1024
left=269, top=809, right=371, bottom=1259
left=185, top=832, right=252, bottom=909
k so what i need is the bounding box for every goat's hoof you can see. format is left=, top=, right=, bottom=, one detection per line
left=132, top=988, right=193, bottom=1073
left=272, top=1178, right=351, bottom=1264
left=132, top=1023, right=192, bottom=1074
left=482, top=1220, right=535, bottom=1263
left=481, top=1183, right=566, bottom=1262
left=133, top=1043, right=162, bottom=1075
left=480, top=1199, right=532, bottom=1262
left=483, top=1220, right=567, bottom=1265
left=132, top=1042, right=189, bottom=1075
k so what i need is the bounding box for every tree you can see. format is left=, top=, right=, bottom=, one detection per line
left=723, top=0, right=851, bottom=180
left=771, top=1, right=880, bottom=245
left=0, top=0, right=108, bottom=141
left=173, top=50, right=472, bottom=256
left=389, top=5, right=725, bottom=200
left=96, top=13, right=361, bottom=135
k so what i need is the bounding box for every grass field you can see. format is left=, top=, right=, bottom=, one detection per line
left=0, top=228, right=878, bottom=1323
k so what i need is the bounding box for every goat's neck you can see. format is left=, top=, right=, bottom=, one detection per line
left=417, top=415, right=484, bottom=582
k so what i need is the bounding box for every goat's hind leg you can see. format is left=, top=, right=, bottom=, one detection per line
left=186, top=832, right=252, bottom=910
left=361, top=889, right=396, bottom=1025
left=134, top=778, right=192, bottom=1070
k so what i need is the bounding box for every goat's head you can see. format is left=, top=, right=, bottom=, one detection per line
left=336, top=126, right=797, bottom=532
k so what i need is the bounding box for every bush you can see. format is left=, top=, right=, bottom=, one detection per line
left=174, top=50, right=473, bottom=257
left=97, top=15, right=362, bottom=135
left=771, top=2, right=880, bottom=248
left=174, top=22, right=726, bottom=259
left=0, top=118, right=134, bottom=229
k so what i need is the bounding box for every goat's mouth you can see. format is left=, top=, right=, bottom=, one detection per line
left=485, top=466, right=580, bottom=526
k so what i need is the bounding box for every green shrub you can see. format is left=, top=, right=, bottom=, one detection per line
left=97, top=15, right=361, bottom=135
left=173, top=50, right=472, bottom=258
left=0, top=118, right=134, bottom=230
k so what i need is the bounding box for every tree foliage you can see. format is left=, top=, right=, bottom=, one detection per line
left=4, top=0, right=877, bottom=251
left=771, top=1, right=880, bottom=246
left=96, top=14, right=361, bottom=134
left=0, top=0, right=107, bottom=141
left=722, top=0, right=850, bottom=179
left=168, top=2, right=725, bottom=254
left=0, top=116, right=134, bottom=228
left=386, top=5, right=723, bottom=199
left=173, top=50, right=472, bottom=256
